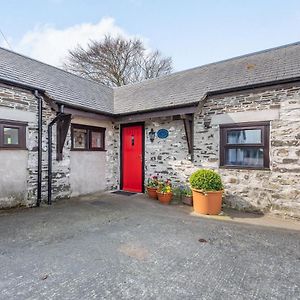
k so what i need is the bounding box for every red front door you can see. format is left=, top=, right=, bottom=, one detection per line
left=121, top=124, right=143, bottom=193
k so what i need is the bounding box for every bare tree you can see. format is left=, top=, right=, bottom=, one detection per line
left=63, top=36, right=172, bottom=87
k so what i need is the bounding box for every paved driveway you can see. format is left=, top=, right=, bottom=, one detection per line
left=0, top=192, right=299, bottom=300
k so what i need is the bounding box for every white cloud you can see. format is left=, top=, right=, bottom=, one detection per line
left=14, top=17, right=137, bottom=67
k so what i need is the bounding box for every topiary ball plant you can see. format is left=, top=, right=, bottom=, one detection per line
left=189, top=169, right=223, bottom=192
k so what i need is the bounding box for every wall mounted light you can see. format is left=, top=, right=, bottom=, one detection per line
left=149, top=128, right=156, bottom=142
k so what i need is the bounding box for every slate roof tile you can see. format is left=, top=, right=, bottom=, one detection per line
left=1, top=42, right=300, bottom=115
left=0, top=47, right=114, bottom=114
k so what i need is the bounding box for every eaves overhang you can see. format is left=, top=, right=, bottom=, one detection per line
left=0, top=77, right=45, bottom=93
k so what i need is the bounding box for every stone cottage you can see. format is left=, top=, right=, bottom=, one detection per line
left=0, top=42, right=299, bottom=217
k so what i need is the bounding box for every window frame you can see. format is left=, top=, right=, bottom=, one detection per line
left=0, top=119, right=27, bottom=149
left=219, top=121, right=270, bottom=170
left=71, top=124, right=106, bottom=151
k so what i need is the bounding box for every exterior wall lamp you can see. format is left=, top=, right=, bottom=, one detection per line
left=149, top=128, right=156, bottom=142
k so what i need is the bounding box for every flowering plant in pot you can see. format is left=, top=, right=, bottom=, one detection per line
left=189, top=169, right=223, bottom=215
left=146, top=175, right=159, bottom=199
left=181, top=186, right=193, bottom=206
left=156, top=179, right=173, bottom=205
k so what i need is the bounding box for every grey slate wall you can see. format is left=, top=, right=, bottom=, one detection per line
left=144, top=119, right=197, bottom=184
left=107, top=123, right=120, bottom=190
left=140, top=85, right=300, bottom=218
left=194, top=85, right=300, bottom=217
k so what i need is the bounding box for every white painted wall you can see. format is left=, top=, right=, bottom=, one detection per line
left=0, top=150, right=28, bottom=207
left=69, top=117, right=113, bottom=197
left=70, top=151, right=107, bottom=196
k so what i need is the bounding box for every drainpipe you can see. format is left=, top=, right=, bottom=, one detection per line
left=34, top=90, right=43, bottom=207
left=47, top=104, right=64, bottom=205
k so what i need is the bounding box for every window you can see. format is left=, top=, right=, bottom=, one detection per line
left=220, top=122, right=270, bottom=169
left=71, top=124, right=105, bottom=151
left=0, top=120, right=26, bottom=149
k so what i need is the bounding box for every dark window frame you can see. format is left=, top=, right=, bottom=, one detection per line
left=220, top=121, right=270, bottom=170
left=71, top=124, right=106, bottom=151
left=0, top=119, right=27, bottom=149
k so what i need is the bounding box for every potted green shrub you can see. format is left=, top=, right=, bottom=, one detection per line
left=146, top=175, right=159, bottom=199
left=156, top=179, right=173, bottom=205
left=189, top=169, right=223, bottom=215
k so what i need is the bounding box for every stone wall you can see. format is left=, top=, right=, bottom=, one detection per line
left=139, top=84, right=300, bottom=217
left=42, top=99, right=72, bottom=202
left=0, top=83, right=72, bottom=207
left=106, top=123, right=120, bottom=190
left=0, top=82, right=119, bottom=208
left=144, top=119, right=197, bottom=184
left=194, top=84, right=300, bottom=218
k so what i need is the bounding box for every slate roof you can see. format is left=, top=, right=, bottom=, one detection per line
left=1, top=42, right=300, bottom=115
left=0, top=47, right=114, bottom=114
left=113, top=41, right=300, bottom=114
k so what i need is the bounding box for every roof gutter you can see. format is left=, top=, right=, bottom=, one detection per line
left=114, top=102, right=199, bottom=117
left=53, top=101, right=115, bottom=117
left=205, top=76, right=300, bottom=97
left=0, top=77, right=45, bottom=93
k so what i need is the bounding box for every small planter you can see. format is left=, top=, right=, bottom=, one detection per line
left=192, top=189, right=223, bottom=215
left=157, top=192, right=173, bottom=205
left=147, top=187, right=158, bottom=199
left=182, top=195, right=193, bottom=206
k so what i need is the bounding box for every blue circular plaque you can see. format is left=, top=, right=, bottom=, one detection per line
left=157, top=129, right=169, bottom=139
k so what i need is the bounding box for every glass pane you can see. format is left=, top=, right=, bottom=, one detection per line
left=227, top=129, right=261, bottom=144
left=91, top=131, right=103, bottom=148
left=73, top=128, right=87, bottom=149
left=226, top=148, right=264, bottom=167
left=4, top=127, right=19, bottom=145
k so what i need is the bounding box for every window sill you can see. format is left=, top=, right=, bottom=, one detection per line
left=219, top=165, right=270, bottom=171
left=0, top=147, right=28, bottom=150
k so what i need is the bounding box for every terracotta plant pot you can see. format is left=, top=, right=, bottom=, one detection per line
left=192, top=188, right=223, bottom=215
left=147, top=187, right=158, bottom=199
left=182, top=195, right=193, bottom=206
left=157, top=192, right=173, bottom=205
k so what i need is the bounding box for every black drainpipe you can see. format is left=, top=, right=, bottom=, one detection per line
left=48, top=104, right=64, bottom=205
left=34, top=90, right=43, bottom=207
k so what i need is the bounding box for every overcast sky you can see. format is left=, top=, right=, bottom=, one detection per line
left=1, top=0, right=300, bottom=71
